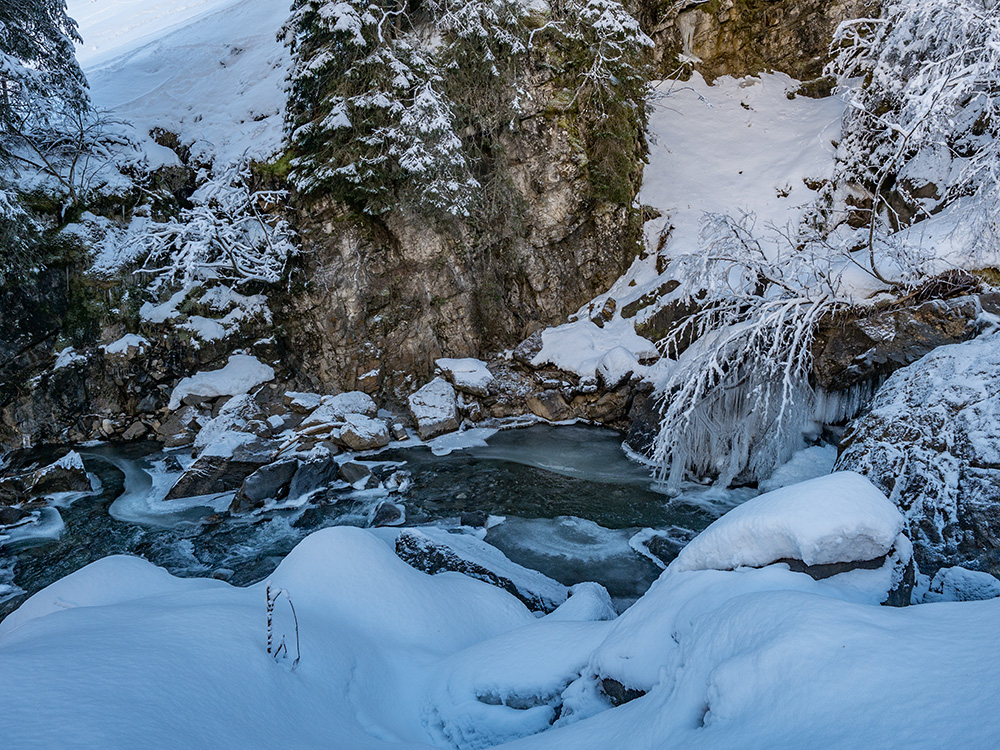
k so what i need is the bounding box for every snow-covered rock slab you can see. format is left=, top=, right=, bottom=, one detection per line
left=167, top=354, right=274, bottom=410
left=408, top=377, right=459, bottom=439
left=338, top=414, right=390, bottom=451
left=837, top=332, right=1000, bottom=571
left=672, top=472, right=904, bottom=572
left=436, top=357, right=494, bottom=397
left=394, top=528, right=568, bottom=613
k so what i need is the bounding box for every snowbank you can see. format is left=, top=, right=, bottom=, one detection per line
left=3, top=511, right=1000, bottom=749
left=167, top=354, right=274, bottom=410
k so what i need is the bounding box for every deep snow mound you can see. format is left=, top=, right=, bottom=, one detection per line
left=671, top=471, right=904, bottom=572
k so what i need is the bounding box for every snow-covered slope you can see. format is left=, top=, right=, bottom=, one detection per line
left=532, top=73, right=847, bottom=379
left=68, top=0, right=290, bottom=167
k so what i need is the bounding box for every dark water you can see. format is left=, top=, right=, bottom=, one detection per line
left=0, top=424, right=749, bottom=620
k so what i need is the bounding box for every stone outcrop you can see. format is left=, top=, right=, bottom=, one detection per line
left=812, top=292, right=998, bottom=392
left=640, top=0, right=874, bottom=84
left=837, top=332, right=1000, bottom=575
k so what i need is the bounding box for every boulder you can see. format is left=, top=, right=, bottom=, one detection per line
left=337, top=414, right=390, bottom=451
left=339, top=461, right=372, bottom=487
left=230, top=458, right=299, bottom=513
left=0, top=506, right=31, bottom=526
left=155, top=405, right=202, bottom=448
left=924, top=567, right=1000, bottom=603
left=283, top=391, right=322, bottom=414
left=30, top=452, right=90, bottom=495
left=596, top=346, right=639, bottom=390
left=394, top=528, right=568, bottom=612
left=812, top=293, right=995, bottom=391
left=526, top=390, right=572, bottom=422
left=319, top=391, right=378, bottom=418
left=0, top=476, right=28, bottom=506
left=287, top=446, right=341, bottom=501
left=837, top=332, right=1000, bottom=572
left=435, top=358, right=494, bottom=397
left=370, top=501, right=404, bottom=527
left=408, top=378, right=459, bottom=440
left=165, top=438, right=279, bottom=501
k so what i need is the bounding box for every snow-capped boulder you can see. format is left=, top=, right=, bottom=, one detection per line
left=167, top=354, right=274, bottom=410
left=394, top=528, right=568, bottom=613
left=436, top=357, right=494, bottom=397
left=30, top=452, right=90, bottom=496
left=924, top=566, right=1000, bottom=603
left=672, top=472, right=905, bottom=572
left=596, top=346, right=639, bottom=389
left=283, top=391, right=322, bottom=414
left=408, top=377, right=459, bottom=439
left=320, top=391, right=378, bottom=419
left=837, top=332, right=1000, bottom=570
left=338, top=413, right=390, bottom=451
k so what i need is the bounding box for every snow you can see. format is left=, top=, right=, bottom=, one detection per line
left=672, top=472, right=904, bottom=572
left=167, top=354, right=275, bottom=410
left=436, top=357, right=494, bottom=396
left=52, top=347, right=86, bottom=370
left=100, top=333, right=148, bottom=355
left=408, top=377, right=460, bottom=439
left=532, top=318, right=657, bottom=381
left=70, top=0, right=290, bottom=168
left=5, top=517, right=1000, bottom=749
left=140, top=289, right=187, bottom=323
left=924, top=566, right=1000, bottom=603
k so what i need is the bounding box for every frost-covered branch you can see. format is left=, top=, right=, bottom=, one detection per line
left=828, top=0, right=1000, bottom=265
left=140, top=161, right=296, bottom=288
left=650, top=212, right=851, bottom=490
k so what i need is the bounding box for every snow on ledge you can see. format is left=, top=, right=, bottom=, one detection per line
left=167, top=354, right=274, bottom=410
left=671, top=471, right=905, bottom=572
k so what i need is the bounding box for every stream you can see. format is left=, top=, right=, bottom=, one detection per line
left=0, top=424, right=761, bottom=619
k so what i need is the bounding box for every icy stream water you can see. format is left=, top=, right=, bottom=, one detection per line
left=0, top=424, right=759, bottom=619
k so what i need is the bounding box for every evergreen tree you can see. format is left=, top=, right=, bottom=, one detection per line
left=0, top=0, right=89, bottom=163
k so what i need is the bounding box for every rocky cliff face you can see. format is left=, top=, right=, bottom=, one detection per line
left=277, top=66, right=644, bottom=399
left=641, top=0, right=875, bottom=83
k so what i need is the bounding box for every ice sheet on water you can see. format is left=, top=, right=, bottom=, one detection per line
left=469, top=424, right=663, bottom=489
left=103, top=451, right=228, bottom=527
left=486, top=516, right=661, bottom=601
left=0, top=508, right=65, bottom=550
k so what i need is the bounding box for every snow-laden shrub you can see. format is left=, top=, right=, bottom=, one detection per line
left=828, top=0, right=1000, bottom=266
left=650, top=212, right=849, bottom=490
left=140, top=161, right=296, bottom=288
